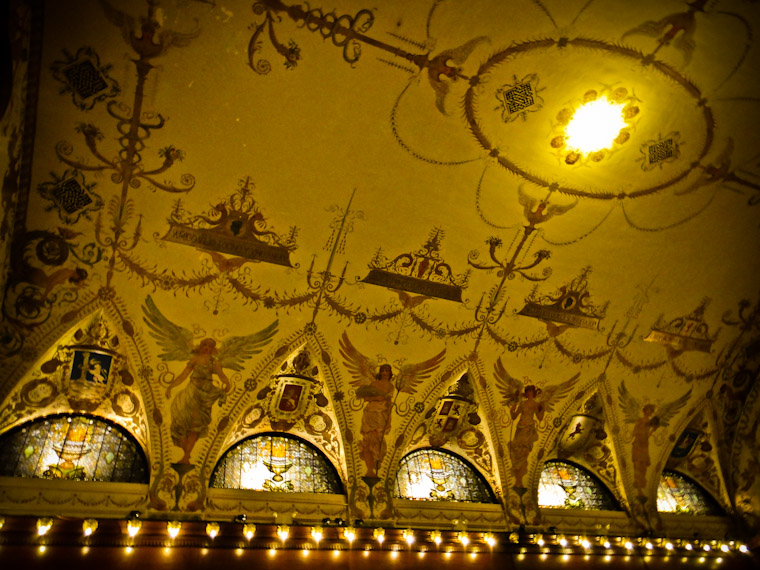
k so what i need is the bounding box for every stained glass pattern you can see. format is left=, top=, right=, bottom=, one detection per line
left=0, top=414, right=148, bottom=483
left=210, top=434, right=343, bottom=494
left=538, top=461, right=619, bottom=510
left=393, top=448, right=496, bottom=503
left=657, top=470, right=722, bottom=515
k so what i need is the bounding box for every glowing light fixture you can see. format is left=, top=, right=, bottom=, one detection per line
left=581, top=538, right=591, bottom=549
left=739, top=544, right=748, bottom=553
left=603, top=540, right=611, bottom=549
left=344, top=527, right=356, bottom=544
left=206, top=522, right=220, bottom=540
left=0, top=515, right=5, bottom=530
left=374, top=527, right=385, bottom=544
left=665, top=542, right=674, bottom=551
left=243, top=523, right=256, bottom=541
left=559, top=536, right=568, bottom=547
left=127, top=519, right=142, bottom=537
left=167, top=521, right=182, bottom=539
left=624, top=541, right=634, bottom=550
left=430, top=530, right=442, bottom=546
left=37, top=518, right=53, bottom=536
left=565, top=98, right=626, bottom=154
left=645, top=542, right=654, bottom=550
left=536, top=534, right=545, bottom=546
left=83, top=519, right=98, bottom=537
left=703, top=544, right=711, bottom=552
left=484, top=533, right=496, bottom=548
left=458, top=531, right=470, bottom=547
left=720, top=544, right=729, bottom=553
left=403, top=529, right=415, bottom=545
left=277, top=525, right=290, bottom=541
left=685, top=543, right=693, bottom=551
left=311, top=526, right=323, bottom=544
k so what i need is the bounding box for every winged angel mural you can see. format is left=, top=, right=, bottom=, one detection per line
left=618, top=381, right=691, bottom=499
left=494, top=358, right=578, bottom=486
left=339, top=332, right=445, bottom=477
left=142, top=296, right=278, bottom=464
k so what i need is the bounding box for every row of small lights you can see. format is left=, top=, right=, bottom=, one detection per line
left=9, top=516, right=751, bottom=557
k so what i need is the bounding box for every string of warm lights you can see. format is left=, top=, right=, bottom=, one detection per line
left=4, top=514, right=751, bottom=558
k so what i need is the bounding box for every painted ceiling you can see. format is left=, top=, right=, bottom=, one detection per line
left=1, top=0, right=760, bottom=536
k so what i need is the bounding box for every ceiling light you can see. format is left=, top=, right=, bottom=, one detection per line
left=127, top=519, right=142, bottom=537
left=373, top=527, right=385, bottom=544
left=311, top=526, right=323, bottom=544
left=82, top=519, right=98, bottom=537
left=277, top=525, right=289, bottom=541
left=243, top=523, right=256, bottom=540
left=430, top=530, right=442, bottom=545
left=167, top=521, right=181, bottom=539
left=565, top=98, right=626, bottom=153
left=206, top=522, right=220, bottom=540
left=403, top=529, right=415, bottom=545
left=37, top=518, right=53, bottom=536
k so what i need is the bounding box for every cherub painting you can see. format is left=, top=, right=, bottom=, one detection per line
left=143, top=296, right=278, bottom=464
left=618, top=381, right=691, bottom=497
left=494, top=358, right=578, bottom=486
left=339, top=332, right=445, bottom=477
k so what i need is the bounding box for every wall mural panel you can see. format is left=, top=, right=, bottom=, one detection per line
left=1, top=0, right=759, bottom=544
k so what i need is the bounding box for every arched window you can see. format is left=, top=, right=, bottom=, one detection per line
left=538, top=460, right=619, bottom=510
left=657, top=470, right=722, bottom=515
left=393, top=448, right=496, bottom=503
left=0, top=414, right=148, bottom=483
left=210, top=433, right=343, bottom=494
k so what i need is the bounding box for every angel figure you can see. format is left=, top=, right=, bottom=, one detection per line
left=494, top=358, right=579, bottom=486
left=339, top=332, right=445, bottom=477
left=618, top=381, right=691, bottom=497
left=143, top=295, right=278, bottom=464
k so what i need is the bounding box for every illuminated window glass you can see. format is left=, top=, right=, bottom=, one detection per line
left=538, top=460, right=618, bottom=510
left=657, top=470, right=721, bottom=515
left=210, top=433, right=343, bottom=494
left=0, top=414, right=148, bottom=483
left=393, top=448, right=496, bottom=503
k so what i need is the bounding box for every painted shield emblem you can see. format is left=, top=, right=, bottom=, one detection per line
left=271, top=376, right=311, bottom=420
left=558, top=414, right=598, bottom=454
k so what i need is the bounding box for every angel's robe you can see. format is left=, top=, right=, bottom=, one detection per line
left=358, top=378, right=394, bottom=477
left=170, top=361, right=226, bottom=444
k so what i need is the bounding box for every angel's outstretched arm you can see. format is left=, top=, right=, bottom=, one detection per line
left=166, top=360, right=194, bottom=398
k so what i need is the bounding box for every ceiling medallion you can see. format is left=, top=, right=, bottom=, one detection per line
left=518, top=267, right=608, bottom=333
left=362, top=228, right=469, bottom=302
left=162, top=177, right=298, bottom=267
left=550, top=87, right=640, bottom=165
left=644, top=297, right=719, bottom=355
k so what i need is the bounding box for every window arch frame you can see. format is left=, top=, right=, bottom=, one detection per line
left=393, top=446, right=497, bottom=504
left=209, top=431, right=344, bottom=494
left=656, top=469, right=723, bottom=516
left=0, top=412, right=149, bottom=484
left=537, top=459, right=620, bottom=511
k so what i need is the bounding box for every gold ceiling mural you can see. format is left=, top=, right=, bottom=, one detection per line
left=1, top=0, right=759, bottom=540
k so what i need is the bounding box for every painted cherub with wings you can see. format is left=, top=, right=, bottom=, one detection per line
left=618, top=381, right=691, bottom=495
left=494, top=357, right=579, bottom=485
left=142, top=295, right=278, bottom=464
left=339, top=332, right=445, bottom=477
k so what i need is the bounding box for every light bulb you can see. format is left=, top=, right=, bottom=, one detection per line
left=243, top=523, right=256, bottom=540
left=127, top=519, right=142, bottom=537
left=82, top=519, right=98, bottom=537
left=565, top=98, right=627, bottom=153
left=373, top=527, right=385, bottom=544
left=167, top=521, right=182, bottom=539
left=430, top=530, right=442, bottom=545
left=277, top=525, right=290, bottom=541
left=344, top=527, right=356, bottom=543
left=206, top=522, right=220, bottom=540
left=458, top=532, right=470, bottom=546
left=403, top=529, right=415, bottom=545
left=484, top=533, right=496, bottom=547
left=37, top=518, right=53, bottom=536
left=311, top=526, right=323, bottom=543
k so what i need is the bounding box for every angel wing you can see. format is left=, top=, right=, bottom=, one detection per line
left=428, top=36, right=489, bottom=114
left=217, top=320, right=279, bottom=372
left=654, top=388, right=692, bottom=429
left=618, top=381, right=643, bottom=424
left=538, top=372, right=580, bottom=415
left=395, top=349, right=446, bottom=395
left=339, top=332, right=377, bottom=388
left=142, top=295, right=195, bottom=362
left=493, top=357, right=523, bottom=408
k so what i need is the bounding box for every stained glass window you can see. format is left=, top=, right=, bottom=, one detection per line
left=210, top=433, right=343, bottom=494
left=657, top=470, right=722, bottom=515
left=0, top=414, right=148, bottom=483
left=393, top=448, right=496, bottom=503
left=538, top=460, right=618, bottom=510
